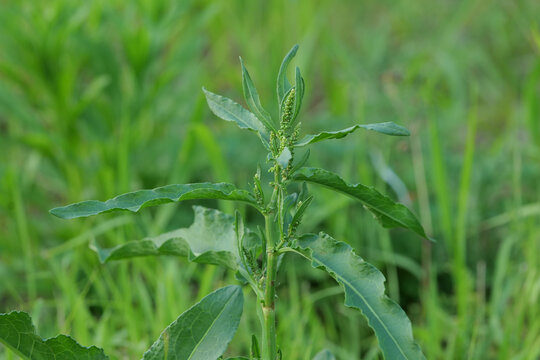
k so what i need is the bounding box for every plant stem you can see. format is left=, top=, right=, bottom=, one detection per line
left=262, top=212, right=278, bottom=360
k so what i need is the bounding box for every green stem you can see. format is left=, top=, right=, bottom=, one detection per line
left=262, top=213, right=278, bottom=360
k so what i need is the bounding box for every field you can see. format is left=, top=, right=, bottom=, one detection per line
left=1, top=0, right=540, bottom=359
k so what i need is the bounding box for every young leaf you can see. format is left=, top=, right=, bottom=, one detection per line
left=202, top=87, right=270, bottom=148
left=143, top=285, right=244, bottom=360
left=291, top=168, right=428, bottom=239
left=295, top=122, right=410, bottom=147
left=277, top=44, right=299, bottom=102
left=282, top=192, right=298, bottom=235
left=298, top=181, right=310, bottom=203
left=292, top=67, right=305, bottom=123
left=0, top=311, right=108, bottom=360
left=240, top=58, right=275, bottom=131
left=50, top=183, right=260, bottom=219
left=288, top=195, right=313, bottom=236
left=290, top=149, right=310, bottom=175
left=313, top=349, right=336, bottom=360
left=276, top=147, right=292, bottom=169
left=295, top=233, right=426, bottom=360
left=250, top=334, right=261, bottom=359
left=242, top=228, right=264, bottom=261
left=93, top=206, right=239, bottom=269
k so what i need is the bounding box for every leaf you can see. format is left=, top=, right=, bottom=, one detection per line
left=296, top=233, right=426, bottom=360
left=289, top=195, right=313, bottom=236
left=292, top=67, right=305, bottom=123
left=360, top=122, right=410, bottom=136
left=281, top=192, right=298, bottom=236
left=240, top=58, right=275, bottom=131
left=313, top=349, right=336, bottom=360
left=0, top=311, right=108, bottom=360
left=50, top=183, right=259, bottom=219
left=93, top=206, right=240, bottom=269
left=290, top=149, right=310, bottom=175
left=143, top=285, right=244, bottom=360
left=277, top=44, right=299, bottom=103
left=291, top=168, right=428, bottom=239
left=250, top=334, right=261, bottom=359
left=242, top=227, right=264, bottom=260
left=202, top=87, right=270, bottom=148
left=276, top=147, right=292, bottom=169
left=295, top=122, right=410, bottom=147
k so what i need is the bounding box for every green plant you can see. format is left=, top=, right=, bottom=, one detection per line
left=0, top=45, right=430, bottom=360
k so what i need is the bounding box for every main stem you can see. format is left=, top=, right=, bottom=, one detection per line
left=261, top=171, right=281, bottom=360
left=262, top=214, right=278, bottom=360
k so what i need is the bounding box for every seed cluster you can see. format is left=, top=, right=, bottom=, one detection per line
left=280, top=88, right=296, bottom=131
left=274, top=88, right=300, bottom=180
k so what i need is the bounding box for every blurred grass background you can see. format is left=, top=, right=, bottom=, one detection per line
left=1, top=0, right=539, bottom=359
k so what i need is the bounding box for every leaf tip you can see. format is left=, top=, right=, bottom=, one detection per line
left=239, top=56, right=248, bottom=72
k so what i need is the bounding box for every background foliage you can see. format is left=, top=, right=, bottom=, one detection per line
left=1, top=0, right=539, bottom=359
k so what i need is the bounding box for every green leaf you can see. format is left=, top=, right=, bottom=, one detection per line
left=291, top=168, right=428, bottom=239
left=290, top=149, right=310, bottom=175
left=296, top=233, right=425, bottom=360
left=359, top=122, right=410, bottom=136
left=289, top=195, right=313, bottom=236
left=276, top=147, right=292, bottom=169
left=202, top=87, right=270, bottom=147
left=295, top=122, right=410, bottom=147
left=0, top=311, right=108, bottom=360
left=281, top=193, right=298, bottom=236
left=240, top=58, right=275, bottom=131
left=250, top=334, right=261, bottom=359
left=313, top=349, right=336, bottom=360
left=277, top=44, right=299, bottom=103
left=50, top=183, right=259, bottom=219
left=143, top=285, right=244, bottom=360
left=93, top=206, right=240, bottom=269
left=292, top=67, right=305, bottom=123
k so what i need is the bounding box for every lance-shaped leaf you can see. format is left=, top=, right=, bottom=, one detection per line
left=295, top=233, right=426, bottom=360
left=93, top=206, right=242, bottom=269
left=313, top=349, right=336, bottom=360
left=0, top=311, right=108, bottom=360
left=143, top=285, right=244, bottom=360
left=50, top=183, right=259, bottom=219
left=202, top=88, right=270, bottom=148
left=240, top=58, right=275, bottom=131
left=291, top=168, right=428, bottom=239
left=250, top=334, right=261, bottom=359
left=292, top=67, right=305, bottom=123
left=295, top=122, right=410, bottom=147
left=288, top=195, right=313, bottom=237
left=277, top=44, right=299, bottom=103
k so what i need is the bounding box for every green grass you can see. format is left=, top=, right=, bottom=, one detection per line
left=1, top=0, right=540, bottom=359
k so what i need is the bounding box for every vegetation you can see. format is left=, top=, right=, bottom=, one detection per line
left=1, top=44, right=428, bottom=359
left=1, top=0, right=539, bottom=359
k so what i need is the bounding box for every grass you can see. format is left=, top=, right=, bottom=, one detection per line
left=1, top=0, right=540, bottom=358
